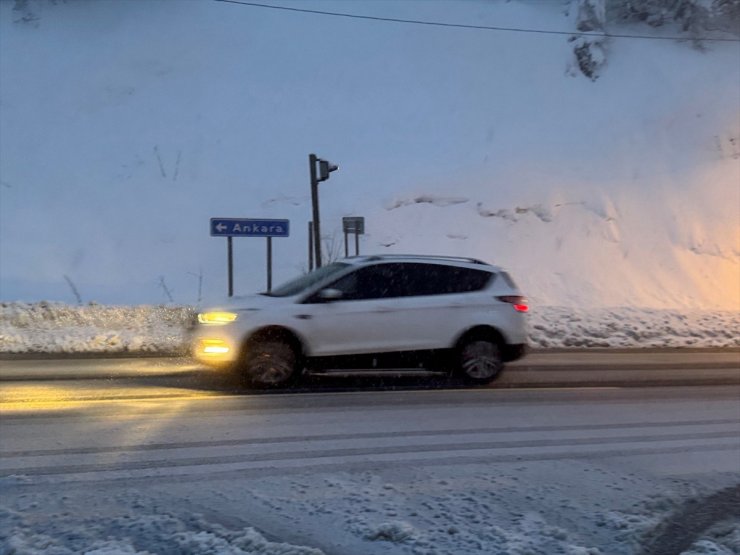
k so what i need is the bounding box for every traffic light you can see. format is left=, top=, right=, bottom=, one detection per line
left=317, top=159, right=338, bottom=182
left=309, top=153, right=339, bottom=268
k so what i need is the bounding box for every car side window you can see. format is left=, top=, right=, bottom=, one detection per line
left=405, top=264, right=493, bottom=296
left=453, top=267, right=494, bottom=292
left=324, top=264, right=407, bottom=301
left=304, top=262, right=493, bottom=302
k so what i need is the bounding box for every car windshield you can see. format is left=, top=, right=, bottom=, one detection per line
left=263, top=262, right=350, bottom=297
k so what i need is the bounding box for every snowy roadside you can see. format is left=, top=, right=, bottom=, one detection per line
left=0, top=302, right=194, bottom=355
left=2, top=463, right=738, bottom=555
left=1, top=302, right=738, bottom=355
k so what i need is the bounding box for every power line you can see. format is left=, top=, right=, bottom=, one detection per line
left=214, top=0, right=740, bottom=43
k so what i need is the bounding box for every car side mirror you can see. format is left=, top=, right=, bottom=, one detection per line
left=318, top=288, right=343, bottom=301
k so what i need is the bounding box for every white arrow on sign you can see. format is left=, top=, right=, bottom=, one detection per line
left=216, top=223, right=227, bottom=232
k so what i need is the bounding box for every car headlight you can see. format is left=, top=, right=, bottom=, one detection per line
left=197, top=311, right=239, bottom=325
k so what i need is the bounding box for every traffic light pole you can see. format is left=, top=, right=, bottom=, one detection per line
left=308, top=153, right=339, bottom=269
left=308, top=221, right=314, bottom=272
left=309, top=154, right=322, bottom=268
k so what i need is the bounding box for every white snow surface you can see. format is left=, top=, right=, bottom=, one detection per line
left=2, top=460, right=738, bottom=555
left=1, top=507, right=324, bottom=555
left=1, top=301, right=738, bottom=353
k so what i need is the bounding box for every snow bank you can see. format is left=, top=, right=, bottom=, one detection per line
left=0, top=302, right=737, bottom=354
left=0, top=302, right=193, bottom=354
left=530, top=306, right=740, bottom=349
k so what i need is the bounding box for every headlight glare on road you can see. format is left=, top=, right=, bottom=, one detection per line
left=197, top=311, right=238, bottom=325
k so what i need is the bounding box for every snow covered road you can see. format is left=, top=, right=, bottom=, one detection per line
left=1, top=384, right=739, bottom=554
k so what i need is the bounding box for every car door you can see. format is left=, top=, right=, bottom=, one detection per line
left=296, top=263, right=410, bottom=356
left=377, top=263, right=496, bottom=350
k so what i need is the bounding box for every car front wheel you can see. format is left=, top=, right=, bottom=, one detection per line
left=457, top=337, right=503, bottom=385
left=243, top=340, right=298, bottom=388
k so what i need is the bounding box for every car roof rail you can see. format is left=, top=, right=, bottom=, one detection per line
left=359, top=254, right=491, bottom=266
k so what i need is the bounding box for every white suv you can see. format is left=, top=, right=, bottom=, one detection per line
left=192, top=255, right=528, bottom=387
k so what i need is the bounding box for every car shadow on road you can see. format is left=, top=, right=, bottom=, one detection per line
left=123, top=367, right=478, bottom=396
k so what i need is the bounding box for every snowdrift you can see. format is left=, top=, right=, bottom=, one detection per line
left=1, top=302, right=737, bottom=354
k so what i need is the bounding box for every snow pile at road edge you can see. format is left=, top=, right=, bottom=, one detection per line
left=0, top=302, right=194, bottom=354
left=1, top=302, right=738, bottom=354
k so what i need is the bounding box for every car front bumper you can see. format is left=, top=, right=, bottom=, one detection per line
left=190, top=326, right=240, bottom=367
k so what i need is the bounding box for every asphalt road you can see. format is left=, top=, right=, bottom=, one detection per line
left=1, top=352, right=739, bottom=555
left=1, top=377, right=738, bottom=555
left=0, top=351, right=737, bottom=405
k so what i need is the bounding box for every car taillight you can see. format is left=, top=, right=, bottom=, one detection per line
left=497, top=295, right=529, bottom=312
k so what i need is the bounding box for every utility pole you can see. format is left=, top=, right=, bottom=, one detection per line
left=308, top=153, right=338, bottom=268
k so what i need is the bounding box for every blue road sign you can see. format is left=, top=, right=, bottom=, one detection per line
left=210, top=218, right=290, bottom=238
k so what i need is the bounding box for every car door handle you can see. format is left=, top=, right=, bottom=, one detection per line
left=295, top=314, right=312, bottom=320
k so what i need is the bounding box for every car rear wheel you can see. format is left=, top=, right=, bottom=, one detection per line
left=243, top=340, right=298, bottom=388
left=457, top=337, right=503, bottom=385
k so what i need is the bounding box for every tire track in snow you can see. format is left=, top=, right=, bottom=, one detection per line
left=1, top=417, right=738, bottom=458
left=2, top=443, right=738, bottom=489
left=1, top=430, right=737, bottom=478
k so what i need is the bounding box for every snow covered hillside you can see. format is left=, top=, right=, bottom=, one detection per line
left=0, top=0, right=738, bottom=310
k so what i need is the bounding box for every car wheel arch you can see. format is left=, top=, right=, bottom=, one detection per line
left=452, top=325, right=506, bottom=351
left=242, top=326, right=307, bottom=360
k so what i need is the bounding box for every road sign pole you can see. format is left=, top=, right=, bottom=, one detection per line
left=227, top=236, right=234, bottom=297
left=211, top=218, right=289, bottom=295
left=309, top=154, right=322, bottom=268
left=266, top=236, right=272, bottom=292
left=344, top=231, right=349, bottom=258
left=342, top=217, right=365, bottom=257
